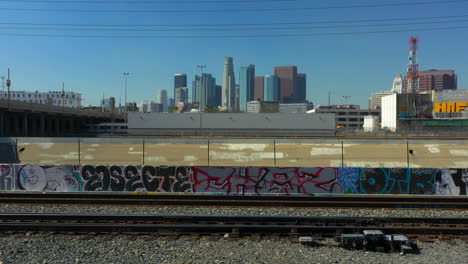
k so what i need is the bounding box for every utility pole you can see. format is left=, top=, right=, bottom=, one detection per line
left=6, top=68, right=11, bottom=109
left=196, top=65, right=206, bottom=112
left=62, top=82, right=65, bottom=110
left=123, top=72, right=130, bottom=112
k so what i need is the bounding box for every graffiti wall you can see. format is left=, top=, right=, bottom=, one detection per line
left=1, top=165, right=467, bottom=195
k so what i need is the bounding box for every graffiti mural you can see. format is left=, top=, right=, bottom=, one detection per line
left=1, top=165, right=467, bottom=195
left=0, top=165, right=14, bottom=190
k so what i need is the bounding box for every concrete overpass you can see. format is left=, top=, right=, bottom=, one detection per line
left=0, top=99, right=125, bottom=137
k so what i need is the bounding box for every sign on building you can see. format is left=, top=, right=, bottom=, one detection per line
left=433, top=90, right=468, bottom=119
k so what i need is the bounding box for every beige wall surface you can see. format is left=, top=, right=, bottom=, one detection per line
left=276, top=139, right=342, bottom=167
left=342, top=140, right=408, bottom=168
left=144, top=143, right=208, bottom=166
left=17, top=141, right=79, bottom=165
left=13, top=137, right=468, bottom=168
left=208, top=140, right=275, bottom=166
left=408, top=140, right=468, bottom=168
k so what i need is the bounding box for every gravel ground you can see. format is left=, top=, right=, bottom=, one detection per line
left=0, top=235, right=465, bottom=264
left=0, top=205, right=466, bottom=263
left=0, top=204, right=467, bottom=218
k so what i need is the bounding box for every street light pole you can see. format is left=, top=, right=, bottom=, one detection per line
left=123, top=72, right=130, bottom=112
left=6, top=68, right=11, bottom=109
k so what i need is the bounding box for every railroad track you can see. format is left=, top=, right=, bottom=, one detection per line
left=0, top=192, right=467, bottom=209
left=0, top=214, right=466, bottom=241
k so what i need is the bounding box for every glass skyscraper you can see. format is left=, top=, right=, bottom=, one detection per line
left=239, top=64, right=255, bottom=112
left=264, top=75, right=280, bottom=102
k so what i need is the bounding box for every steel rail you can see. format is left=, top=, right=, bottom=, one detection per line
left=0, top=214, right=466, bottom=237
left=0, top=192, right=467, bottom=209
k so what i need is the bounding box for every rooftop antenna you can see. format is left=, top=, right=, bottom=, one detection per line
left=406, top=37, right=420, bottom=94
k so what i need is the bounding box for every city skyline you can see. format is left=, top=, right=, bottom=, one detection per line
left=1, top=1, right=467, bottom=107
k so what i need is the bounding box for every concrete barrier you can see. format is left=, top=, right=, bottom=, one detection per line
left=6, top=137, right=468, bottom=169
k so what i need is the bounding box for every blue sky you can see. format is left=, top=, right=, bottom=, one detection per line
left=1, top=0, right=467, bottom=107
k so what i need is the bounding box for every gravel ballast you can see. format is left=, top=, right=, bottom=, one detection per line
left=0, top=235, right=466, bottom=264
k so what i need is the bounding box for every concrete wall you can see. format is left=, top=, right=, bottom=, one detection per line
left=4, top=137, right=468, bottom=169
left=128, top=113, right=336, bottom=136
left=1, top=164, right=466, bottom=195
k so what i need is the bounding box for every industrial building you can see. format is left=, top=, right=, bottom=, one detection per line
left=380, top=90, right=468, bottom=134
left=311, top=105, right=380, bottom=130
left=0, top=90, right=82, bottom=108
left=128, top=112, right=335, bottom=136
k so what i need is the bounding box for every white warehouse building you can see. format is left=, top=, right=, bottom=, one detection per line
left=0, top=90, right=82, bottom=108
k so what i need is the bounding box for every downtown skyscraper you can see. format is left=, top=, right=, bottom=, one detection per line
left=239, top=64, right=255, bottom=112
left=174, top=73, right=187, bottom=102
left=222, top=57, right=236, bottom=111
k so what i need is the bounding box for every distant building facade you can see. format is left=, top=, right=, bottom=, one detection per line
left=175, top=87, right=189, bottom=104
left=0, top=90, right=82, bottom=108
left=274, top=66, right=297, bottom=103
left=222, top=57, right=236, bottom=110
left=368, top=91, right=395, bottom=110
left=239, top=64, right=255, bottom=111
left=391, top=73, right=403, bottom=93
left=264, top=75, right=280, bottom=102
left=254, top=76, right=264, bottom=101
left=157, top=90, right=168, bottom=112
left=403, top=70, right=457, bottom=93
left=296, top=73, right=307, bottom=103
left=312, top=105, right=380, bottom=130
left=174, top=73, right=187, bottom=102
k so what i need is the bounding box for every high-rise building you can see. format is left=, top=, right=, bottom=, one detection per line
left=391, top=73, right=403, bottom=93
left=193, top=73, right=218, bottom=110
left=222, top=57, right=236, bottom=110
left=254, top=76, right=264, bottom=101
left=274, top=66, right=297, bottom=103
left=403, top=70, right=457, bottom=93
left=296, top=73, right=307, bottom=103
left=157, top=90, right=168, bottom=112
left=239, top=64, right=255, bottom=111
left=264, top=75, right=280, bottom=102
left=201, top=73, right=217, bottom=108
left=174, top=73, right=187, bottom=102
left=214, top=85, right=222, bottom=107
left=192, top=75, right=200, bottom=103
left=175, top=87, right=189, bottom=104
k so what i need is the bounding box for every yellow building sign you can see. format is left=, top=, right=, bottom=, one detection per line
left=434, top=102, right=468, bottom=113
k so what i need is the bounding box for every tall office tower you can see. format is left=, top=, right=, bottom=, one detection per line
left=254, top=76, right=264, bottom=101
left=264, top=75, right=280, bottom=101
left=194, top=73, right=217, bottom=110
left=175, top=87, right=189, bottom=104
left=157, top=89, right=168, bottom=112
left=417, top=70, right=457, bottom=92
left=296, top=73, right=307, bottom=103
left=391, top=73, right=403, bottom=93
left=214, top=85, right=222, bottom=107
left=402, top=70, right=457, bottom=93
left=274, top=66, right=297, bottom=103
left=239, top=64, right=255, bottom=111
left=192, top=75, right=200, bottom=103
left=174, top=73, right=187, bottom=103
left=222, top=57, right=236, bottom=110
